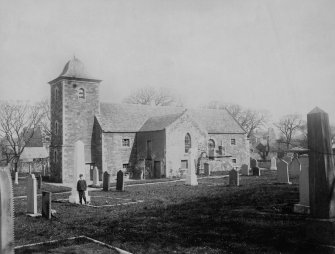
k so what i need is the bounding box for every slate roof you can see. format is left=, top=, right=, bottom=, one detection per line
left=96, top=103, right=246, bottom=134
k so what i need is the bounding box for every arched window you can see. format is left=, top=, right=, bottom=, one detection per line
left=185, top=133, right=191, bottom=153
left=55, top=121, right=59, bottom=135
left=55, top=87, right=59, bottom=101
left=54, top=150, right=57, bottom=163
left=208, top=139, right=215, bottom=159
left=78, top=88, right=85, bottom=99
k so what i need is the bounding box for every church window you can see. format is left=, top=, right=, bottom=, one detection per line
left=122, top=139, right=130, bottom=147
left=232, top=158, right=237, bottom=164
left=208, top=139, right=215, bottom=159
left=55, top=121, right=59, bottom=135
left=54, top=150, right=57, bottom=163
left=55, top=87, right=59, bottom=101
left=123, top=163, right=129, bottom=169
left=185, top=133, right=191, bottom=153
left=231, top=138, right=236, bottom=145
left=146, top=140, right=152, bottom=159
left=78, top=88, right=85, bottom=99
left=181, top=160, right=188, bottom=169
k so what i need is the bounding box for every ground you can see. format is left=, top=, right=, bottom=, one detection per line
left=14, top=170, right=316, bottom=253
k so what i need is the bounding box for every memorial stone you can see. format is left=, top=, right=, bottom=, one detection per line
left=250, top=158, right=258, bottom=168
left=289, top=157, right=301, bottom=177
left=277, top=160, right=291, bottom=184
left=103, top=171, right=111, bottom=191
left=229, top=169, right=239, bottom=186
left=69, top=141, right=90, bottom=204
left=270, top=157, right=277, bottom=170
left=27, top=174, right=39, bottom=215
left=116, top=170, right=124, bottom=191
left=240, top=164, right=249, bottom=176
left=185, top=148, right=198, bottom=186
left=252, top=167, right=260, bottom=176
left=0, top=166, right=14, bottom=254
left=37, top=174, right=42, bottom=189
left=42, top=191, right=52, bottom=219
left=294, top=159, right=310, bottom=214
left=93, top=166, right=99, bottom=186
left=14, top=172, right=18, bottom=185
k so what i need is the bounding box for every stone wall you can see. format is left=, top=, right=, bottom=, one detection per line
left=165, top=113, right=208, bottom=177
left=102, top=132, right=137, bottom=177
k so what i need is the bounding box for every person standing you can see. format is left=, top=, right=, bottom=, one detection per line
left=77, top=174, right=87, bottom=205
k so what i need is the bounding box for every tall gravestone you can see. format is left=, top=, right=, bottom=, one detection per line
left=185, top=148, right=198, bottom=186
left=93, top=166, right=99, bottom=186
left=116, top=170, right=125, bottom=191
left=289, top=156, right=301, bottom=177
left=42, top=191, right=52, bottom=219
left=103, top=171, right=111, bottom=191
left=229, top=169, right=239, bottom=186
left=37, top=174, right=42, bottom=189
left=250, top=158, right=258, bottom=168
left=27, top=174, right=39, bottom=216
left=240, top=164, right=249, bottom=176
left=294, top=157, right=310, bottom=214
left=270, top=157, right=277, bottom=170
left=14, top=172, right=18, bottom=185
left=0, top=166, right=14, bottom=254
left=305, top=107, right=335, bottom=247
left=277, top=160, right=291, bottom=184
left=69, top=141, right=90, bottom=204
left=204, top=163, right=210, bottom=176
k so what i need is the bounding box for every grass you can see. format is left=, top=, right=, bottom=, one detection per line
left=14, top=170, right=315, bottom=253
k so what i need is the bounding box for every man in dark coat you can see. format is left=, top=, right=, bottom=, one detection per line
left=77, top=174, right=87, bottom=205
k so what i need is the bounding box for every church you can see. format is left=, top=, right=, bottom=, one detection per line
left=49, top=57, right=250, bottom=184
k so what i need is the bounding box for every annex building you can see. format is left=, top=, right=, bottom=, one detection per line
left=49, top=57, right=250, bottom=183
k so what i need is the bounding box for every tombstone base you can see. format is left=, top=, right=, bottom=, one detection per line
left=270, top=166, right=277, bottom=170
left=306, top=218, right=335, bottom=248
left=185, top=174, right=198, bottom=186
left=27, top=213, right=42, bottom=217
left=293, top=203, right=310, bottom=214
left=69, top=190, right=90, bottom=204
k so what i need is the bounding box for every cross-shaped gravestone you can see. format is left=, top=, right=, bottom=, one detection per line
left=0, top=166, right=14, bottom=254
left=229, top=169, right=239, bottom=186
left=116, top=170, right=124, bottom=191
left=103, top=171, right=111, bottom=191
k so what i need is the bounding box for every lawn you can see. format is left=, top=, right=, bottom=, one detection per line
left=14, top=170, right=315, bottom=253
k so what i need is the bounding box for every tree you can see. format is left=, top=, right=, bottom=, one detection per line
left=123, top=86, right=177, bottom=106
left=205, top=101, right=269, bottom=138
left=37, top=99, right=52, bottom=141
left=275, top=114, right=304, bottom=150
left=0, top=101, right=43, bottom=172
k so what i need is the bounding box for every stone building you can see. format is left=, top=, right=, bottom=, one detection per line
left=49, top=57, right=250, bottom=183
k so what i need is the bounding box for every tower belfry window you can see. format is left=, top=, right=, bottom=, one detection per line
left=78, top=88, right=85, bottom=99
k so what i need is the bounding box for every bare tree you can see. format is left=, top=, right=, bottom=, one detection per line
left=123, top=86, right=177, bottom=106
left=37, top=99, right=52, bottom=140
left=0, top=101, right=43, bottom=172
left=275, top=114, right=304, bottom=150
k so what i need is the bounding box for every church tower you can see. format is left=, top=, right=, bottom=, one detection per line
left=48, top=57, right=101, bottom=183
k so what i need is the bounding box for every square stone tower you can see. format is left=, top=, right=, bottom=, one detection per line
left=48, top=57, right=101, bottom=183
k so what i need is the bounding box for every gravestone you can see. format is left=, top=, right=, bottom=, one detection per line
left=103, top=171, right=111, bottom=191
left=0, top=166, right=14, bottom=254
left=294, top=159, right=310, bottom=214
left=185, top=148, right=198, bottom=186
left=204, top=162, right=210, bottom=176
left=270, top=157, right=277, bottom=170
left=289, top=156, right=301, bottom=177
left=305, top=107, right=335, bottom=247
left=42, top=191, right=52, bottom=219
left=27, top=174, right=40, bottom=216
left=116, top=170, right=124, bottom=191
left=69, top=141, right=90, bottom=204
left=14, top=171, right=18, bottom=185
left=282, top=155, right=292, bottom=164
left=240, top=164, right=249, bottom=176
left=250, top=158, right=258, bottom=168
left=229, top=169, right=239, bottom=186
left=37, top=174, right=42, bottom=189
left=277, top=159, right=291, bottom=184
left=93, top=166, right=99, bottom=186
left=252, top=167, right=260, bottom=176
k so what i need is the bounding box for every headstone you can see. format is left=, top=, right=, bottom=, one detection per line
left=250, top=158, right=258, bottom=168
left=14, top=172, right=18, bottom=185
left=0, top=166, right=14, bottom=254
left=103, top=171, right=111, bottom=191
left=93, top=166, right=99, bottom=186
left=282, top=155, right=292, bottom=164
left=69, top=141, right=90, bottom=204
left=294, top=159, right=310, bottom=214
left=270, top=157, right=277, bottom=170
left=27, top=174, right=39, bottom=216
left=37, top=174, right=42, bottom=189
left=240, top=164, right=249, bottom=176
left=252, top=167, right=260, bottom=176
left=204, top=162, right=210, bottom=176
left=185, top=148, right=198, bottom=186
left=116, top=170, right=124, bottom=191
left=277, top=160, right=291, bottom=184
left=42, top=191, right=52, bottom=219
left=229, top=169, right=239, bottom=186
left=289, top=157, right=301, bottom=177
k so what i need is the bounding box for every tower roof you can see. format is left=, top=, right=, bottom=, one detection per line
left=49, top=57, right=101, bottom=84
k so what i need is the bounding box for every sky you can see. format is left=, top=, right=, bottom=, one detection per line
left=0, top=0, right=335, bottom=124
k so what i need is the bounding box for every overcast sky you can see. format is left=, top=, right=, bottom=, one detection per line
left=0, top=0, right=334, bottom=123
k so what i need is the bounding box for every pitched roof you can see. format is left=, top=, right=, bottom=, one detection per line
left=20, top=147, right=48, bottom=162
left=96, top=103, right=246, bottom=134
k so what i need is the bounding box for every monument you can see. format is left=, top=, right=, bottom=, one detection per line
left=270, top=157, right=277, bottom=170
left=27, top=174, right=41, bottom=216
left=185, top=148, right=198, bottom=186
